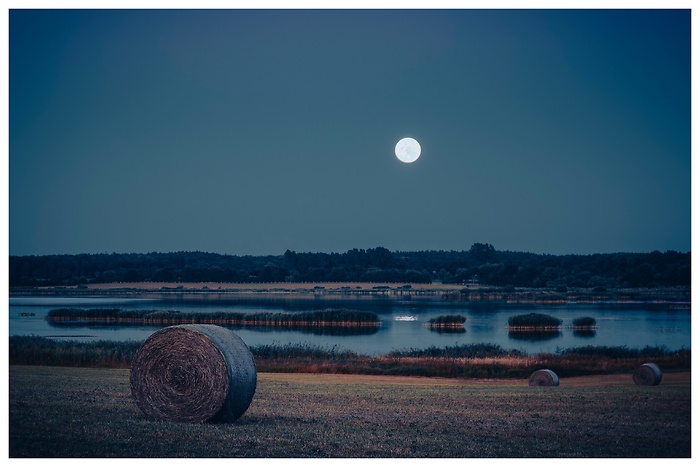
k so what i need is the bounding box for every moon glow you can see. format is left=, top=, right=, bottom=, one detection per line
left=395, top=137, right=421, bottom=163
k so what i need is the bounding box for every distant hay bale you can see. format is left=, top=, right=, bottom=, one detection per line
left=528, top=369, right=560, bottom=387
left=633, top=362, right=662, bottom=386
left=130, top=324, right=256, bottom=423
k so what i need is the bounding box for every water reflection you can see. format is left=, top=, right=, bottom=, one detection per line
left=429, top=327, right=466, bottom=334
left=573, top=329, right=597, bottom=338
left=47, top=321, right=380, bottom=336
left=508, top=330, right=562, bottom=341
left=231, top=325, right=379, bottom=336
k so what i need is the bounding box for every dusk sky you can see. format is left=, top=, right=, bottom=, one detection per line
left=9, top=8, right=691, bottom=257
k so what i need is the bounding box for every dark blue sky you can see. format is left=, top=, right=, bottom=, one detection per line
left=9, top=9, right=691, bottom=256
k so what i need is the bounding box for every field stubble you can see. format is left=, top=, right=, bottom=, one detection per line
left=8, top=366, right=691, bottom=458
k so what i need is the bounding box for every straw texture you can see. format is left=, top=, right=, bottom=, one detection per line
left=130, top=324, right=256, bottom=423
left=633, top=362, right=662, bottom=386
left=528, top=369, right=560, bottom=386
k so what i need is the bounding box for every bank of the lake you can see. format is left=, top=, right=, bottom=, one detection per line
left=9, top=281, right=691, bottom=305
left=9, top=336, right=691, bottom=379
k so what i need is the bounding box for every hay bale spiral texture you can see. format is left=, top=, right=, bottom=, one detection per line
left=130, top=324, right=256, bottom=423
left=528, top=369, right=560, bottom=386
left=633, top=362, right=662, bottom=386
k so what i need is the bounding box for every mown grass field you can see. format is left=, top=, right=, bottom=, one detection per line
left=9, top=365, right=691, bottom=458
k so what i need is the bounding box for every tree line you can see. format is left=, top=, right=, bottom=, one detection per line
left=9, top=243, right=690, bottom=289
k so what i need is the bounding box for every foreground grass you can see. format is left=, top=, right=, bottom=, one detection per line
left=8, top=366, right=691, bottom=457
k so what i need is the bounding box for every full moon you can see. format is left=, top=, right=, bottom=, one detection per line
left=395, top=137, right=421, bottom=163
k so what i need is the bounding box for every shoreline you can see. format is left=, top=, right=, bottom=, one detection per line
left=9, top=281, right=691, bottom=305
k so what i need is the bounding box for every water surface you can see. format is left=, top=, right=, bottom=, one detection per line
left=9, top=295, right=690, bottom=355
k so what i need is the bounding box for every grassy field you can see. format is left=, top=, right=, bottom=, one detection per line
left=8, top=365, right=691, bottom=457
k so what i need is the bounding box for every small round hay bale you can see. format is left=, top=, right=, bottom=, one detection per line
left=130, top=324, right=256, bottom=423
left=633, top=362, right=662, bottom=386
left=528, top=369, right=560, bottom=386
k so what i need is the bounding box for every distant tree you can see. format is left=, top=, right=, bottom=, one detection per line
left=366, top=247, right=393, bottom=268
left=123, top=268, right=142, bottom=282
left=8, top=247, right=691, bottom=288
left=469, top=243, right=497, bottom=263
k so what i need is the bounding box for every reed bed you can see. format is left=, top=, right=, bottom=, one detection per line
left=46, top=308, right=380, bottom=329
left=507, top=313, right=562, bottom=331
left=8, top=336, right=140, bottom=368
left=9, top=336, right=690, bottom=379
left=571, top=316, right=597, bottom=328
left=425, top=314, right=467, bottom=329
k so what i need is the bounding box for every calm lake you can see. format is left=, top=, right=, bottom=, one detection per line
left=8, top=295, right=691, bottom=355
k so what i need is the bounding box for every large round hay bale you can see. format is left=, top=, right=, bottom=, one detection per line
left=633, top=362, right=662, bottom=386
left=130, top=324, right=256, bottom=423
left=528, top=369, right=560, bottom=386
